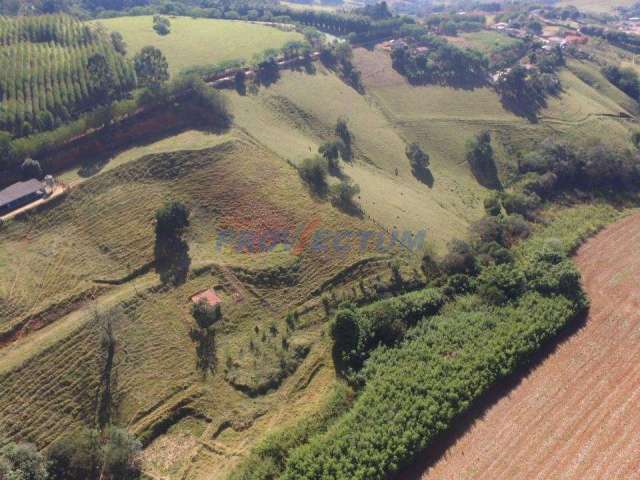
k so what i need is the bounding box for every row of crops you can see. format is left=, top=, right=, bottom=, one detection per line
left=0, top=15, right=135, bottom=137
left=0, top=14, right=96, bottom=46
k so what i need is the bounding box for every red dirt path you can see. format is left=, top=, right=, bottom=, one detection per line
left=403, top=212, right=640, bottom=480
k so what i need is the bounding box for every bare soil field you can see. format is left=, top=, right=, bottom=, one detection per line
left=401, top=212, right=640, bottom=480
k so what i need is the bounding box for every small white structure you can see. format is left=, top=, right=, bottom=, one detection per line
left=43, top=175, right=55, bottom=195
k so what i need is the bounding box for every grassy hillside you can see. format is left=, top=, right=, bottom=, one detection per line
left=355, top=46, right=637, bottom=178
left=95, top=16, right=303, bottom=76
left=231, top=64, right=488, bottom=252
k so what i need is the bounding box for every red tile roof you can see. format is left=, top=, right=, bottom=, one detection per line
left=191, top=288, right=222, bottom=306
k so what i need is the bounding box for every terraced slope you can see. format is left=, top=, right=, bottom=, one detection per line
left=0, top=130, right=400, bottom=478
left=403, top=211, right=640, bottom=480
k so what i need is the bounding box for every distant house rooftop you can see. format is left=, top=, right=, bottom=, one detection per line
left=191, top=288, right=222, bottom=306
left=0, top=179, right=44, bottom=214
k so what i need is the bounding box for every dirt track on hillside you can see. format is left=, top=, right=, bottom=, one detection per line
left=401, top=212, right=640, bottom=480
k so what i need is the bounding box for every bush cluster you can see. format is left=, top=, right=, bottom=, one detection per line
left=330, top=288, right=445, bottom=372
left=391, top=34, right=488, bottom=87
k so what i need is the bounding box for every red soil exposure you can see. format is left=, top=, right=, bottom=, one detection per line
left=401, top=212, right=640, bottom=480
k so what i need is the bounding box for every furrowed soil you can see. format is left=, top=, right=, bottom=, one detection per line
left=401, top=211, right=640, bottom=480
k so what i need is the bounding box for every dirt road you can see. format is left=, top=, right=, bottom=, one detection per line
left=402, top=212, right=640, bottom=480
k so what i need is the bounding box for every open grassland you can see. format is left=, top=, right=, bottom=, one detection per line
left=405, top=208, right=640, bottom=480
left=94, top=16, right=303, bottom=76
left=447, top=31, right=521, bottom=55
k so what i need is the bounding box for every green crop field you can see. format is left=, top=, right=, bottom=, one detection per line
left=94, top=16, right=303, bottom=76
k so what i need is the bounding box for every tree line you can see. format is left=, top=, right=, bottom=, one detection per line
left=391, top=33, right=488, bottom=87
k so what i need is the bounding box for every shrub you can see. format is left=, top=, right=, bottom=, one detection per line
left=0, top=442, right=48, bottom=480
left=328, top=181, right=360, bottom=212
left=443, top=273, right=476, bottom=297
left=503, top=214, right=531, bottom=243
left=440, top=239, right=477, bottom=275
left=484, top=194, right=501, bottom=216
left=522, top=172, right=558, bottom=197
left=20, top=157, right=43, bottom=179
left=477, top=263, right=526, bottom=305
left=298, top=156, right=328, bottom=194
left=478, top=241, right=514, bottom=265
left=502, top=191, right=540, bottom=217
left=470, top=216, right=504, bottom=245
left=466, top=130, right=500, bottom=189
left=191, top=300, right=222, bottom=329
left=154, top=201, right=191, bottom=285
left=153, top=15, right=171, bottom=35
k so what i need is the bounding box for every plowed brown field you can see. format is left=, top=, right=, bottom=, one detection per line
left=402, top=212, right=640, bottom=480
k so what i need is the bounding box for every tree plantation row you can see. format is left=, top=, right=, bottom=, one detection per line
left=0, top=15, right=134, bottom=137
left=0, top=14, right=96, bottom=46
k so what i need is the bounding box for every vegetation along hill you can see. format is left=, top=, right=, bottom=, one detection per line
left=1, top=1, right=640, bottom=480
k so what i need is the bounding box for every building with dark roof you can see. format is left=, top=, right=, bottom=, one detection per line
left=0, top=179, right=45, bottom=216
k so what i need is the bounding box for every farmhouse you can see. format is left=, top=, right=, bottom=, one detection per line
left=191, top=288, right=222, bottom=307
left=0, top=179, right=45, bottom=216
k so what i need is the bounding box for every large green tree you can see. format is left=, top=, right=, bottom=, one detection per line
left=0, top=442, right=48, bottom=480
left=87, top=53, right=116, bottom=105
left=134, top=46, right=169, bottom=90
left=154, top=201, right=191, bottom=285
